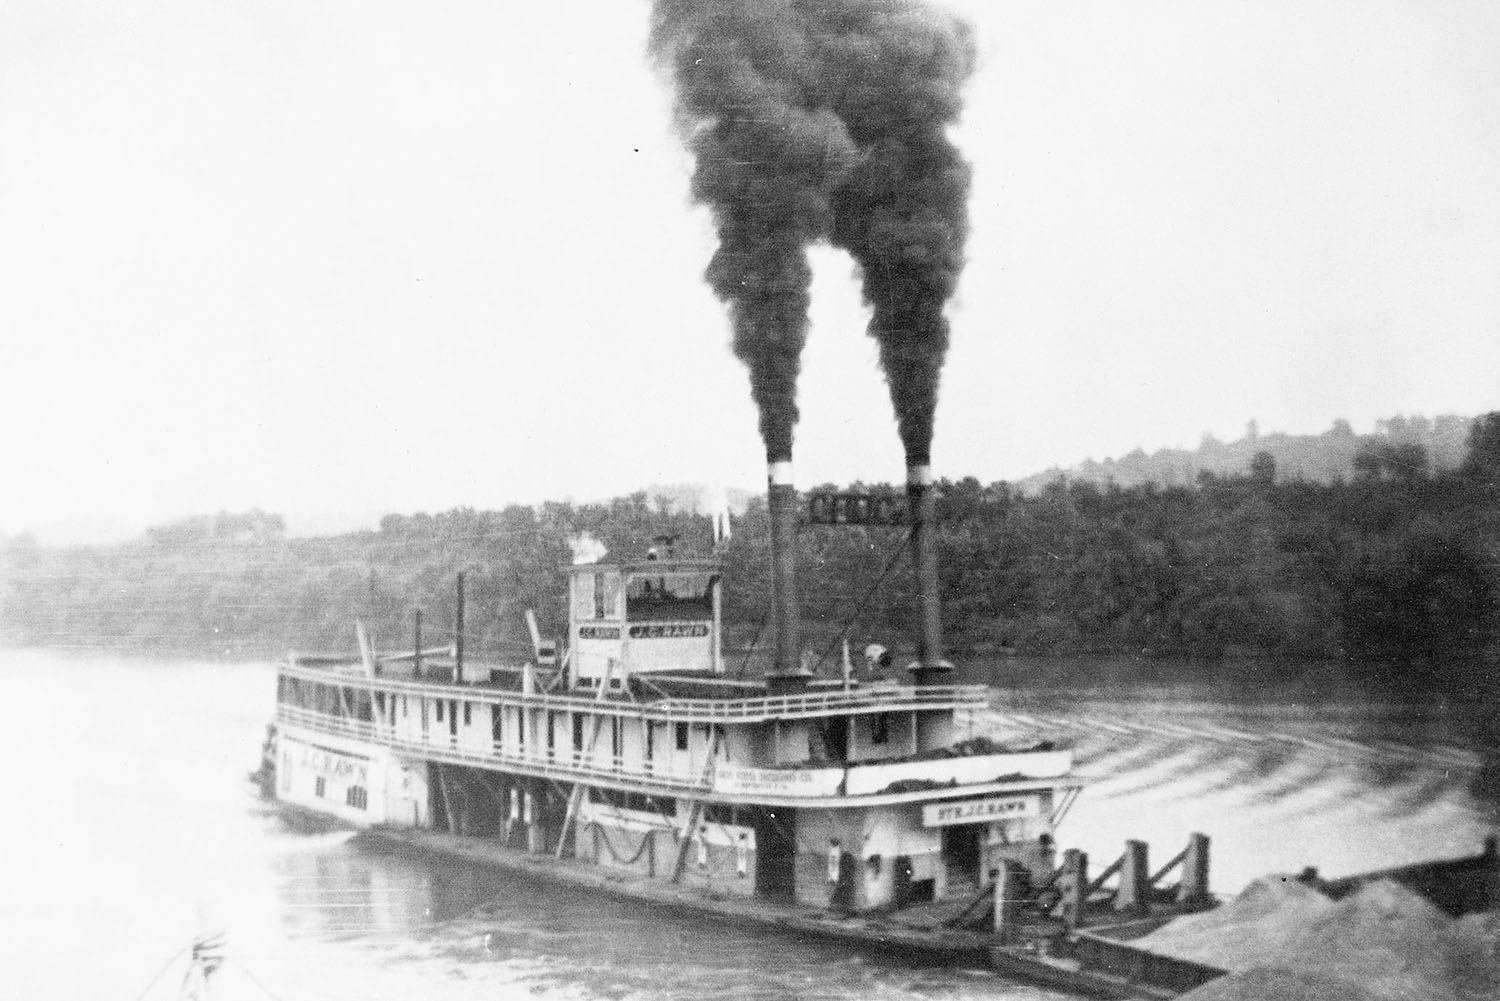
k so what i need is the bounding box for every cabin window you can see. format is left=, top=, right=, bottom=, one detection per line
left=463, top=703, right=472, bottom=727
left=402, top=696, right=409, bottom=718
left=573, top=715, right=585, bottom=753
left=547, top=711, right=558, bottom=759
left=871, top=714, right=889, bottom=745
left=610, top=718, right=623, bottom=763
left=574, top=573, right=596, bottom=620
left=436, top=700, right=445, bottom=723
left=314, top=776, right=326, bottom=799
left=345, top=785, right=368, bottom=810
left=675, top=722, right=689, bottom=751
left=491, top=705, right=503, bottom=745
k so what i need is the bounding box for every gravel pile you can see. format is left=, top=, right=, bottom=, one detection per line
left=1145, top=877, right=1500, bottom=1001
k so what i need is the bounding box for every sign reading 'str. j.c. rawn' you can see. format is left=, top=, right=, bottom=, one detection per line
left=577, top=624, right=710, bottom=640
left=922, top=794, right=1041, bottom=827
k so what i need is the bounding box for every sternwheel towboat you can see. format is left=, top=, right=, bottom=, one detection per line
left=256, top=466, right=1223, bottom=995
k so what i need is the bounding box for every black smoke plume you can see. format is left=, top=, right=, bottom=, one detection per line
left=822, top=4, right=974, bottom=466
left=651, top=1, right=974, bottom=465
left=650, top=1, right=859, bottom=461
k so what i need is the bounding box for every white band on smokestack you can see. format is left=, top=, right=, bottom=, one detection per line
left=906, top=465, right=933, bottom=487
left=768, top=461, right=794, bottom=486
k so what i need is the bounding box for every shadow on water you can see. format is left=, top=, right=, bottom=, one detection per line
left=265, top=828, right=1073, bottom=1001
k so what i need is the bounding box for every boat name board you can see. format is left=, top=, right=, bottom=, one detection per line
left=578, top=626, right=621, bottom=640
left=921, top=794, right=1040, bottom=827
left=628, top=623, right=708, bottom=639
left=713, top=765, right=845, bottom=798
left=290, top=738, right=370, bottom=786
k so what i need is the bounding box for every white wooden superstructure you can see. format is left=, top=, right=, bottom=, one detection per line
left=270, top=557, right=1081, bottom=912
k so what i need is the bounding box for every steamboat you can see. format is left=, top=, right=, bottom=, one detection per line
left=254, top=462, right=1234, bottom=998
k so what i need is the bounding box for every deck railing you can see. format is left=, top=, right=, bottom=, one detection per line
left=276, top=702, right=1076, bottom=804
left=279, top=660, right=988, bottom=722
left=276, top=705, right=712, bottom=794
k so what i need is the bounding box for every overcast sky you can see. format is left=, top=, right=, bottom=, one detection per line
left=3, top=0, right=1498, bottom=542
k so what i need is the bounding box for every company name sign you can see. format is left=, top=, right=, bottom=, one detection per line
left=714, top=765, right=844, bottom=798
left=921, top=794, right=1041, bottom=827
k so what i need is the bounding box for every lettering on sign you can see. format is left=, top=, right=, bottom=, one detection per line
left=294, top=740, right=370, bottom=786
left=921, top=795, right=1041, bottom=827
left=578, top=626, right=621, bottom=640
left=628, top=623, right=709, bottom=639
left=714, top=765, right=844, bottom=798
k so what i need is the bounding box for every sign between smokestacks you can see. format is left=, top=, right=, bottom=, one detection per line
left=922, top=794, right=1040, bottom=827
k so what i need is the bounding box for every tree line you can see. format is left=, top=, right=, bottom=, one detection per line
left=3, top=415, right=1497, bottom=701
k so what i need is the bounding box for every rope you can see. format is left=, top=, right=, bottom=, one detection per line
left=810, top=530, right=913, bottom=674
left=127, top=945, right=189, bottom=1001
left=585, top=820, right=655, bottom=866
left=732, top=616, right=767, bottom=678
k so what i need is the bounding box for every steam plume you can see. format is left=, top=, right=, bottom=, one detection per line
left=651, top=1, right=972, bottom=464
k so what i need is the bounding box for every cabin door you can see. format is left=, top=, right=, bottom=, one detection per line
left=750, top=807, right=797, bottom=900
left=942, top=824, right=983, bottom=895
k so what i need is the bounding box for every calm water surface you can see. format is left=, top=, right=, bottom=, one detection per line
left=1, top=649, right=1492, bottom=1001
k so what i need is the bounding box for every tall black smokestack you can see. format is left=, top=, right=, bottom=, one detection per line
left=651, top=1, right=973, bottom=686
left=765, top=460, right=805, bottom=686
left=906, top=465, right=951, bottom=682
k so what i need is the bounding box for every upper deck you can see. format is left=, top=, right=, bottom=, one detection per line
left=274, top=655, right=1075, bottom=809
left=278, top=655, right=989, bottom=723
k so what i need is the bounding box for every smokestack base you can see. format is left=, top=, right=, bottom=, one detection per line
left=905, top=659, right=955, bottom=684
left=764, top=669, right=813, bottom=694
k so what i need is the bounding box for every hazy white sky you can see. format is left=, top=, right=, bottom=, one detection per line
left=3, top=0, right=1498, bottom=541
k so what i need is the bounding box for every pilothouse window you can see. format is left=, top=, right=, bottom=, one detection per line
left=574, top=571, right=621, bottom=620
left=626, top=573, right=715, bottom=621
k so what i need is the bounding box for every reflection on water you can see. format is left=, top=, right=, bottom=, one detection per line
left=2, top=648, right=1494, bottom=1000
left=0, top=650, right=1071, bottom=1001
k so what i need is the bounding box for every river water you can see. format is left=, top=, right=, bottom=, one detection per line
left=1, top=649, right=1493, bottom=1001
